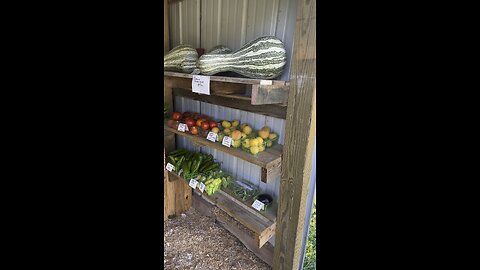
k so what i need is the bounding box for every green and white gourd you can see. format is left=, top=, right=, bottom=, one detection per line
left=164, top=45, right=198, bottom=74
left=207, top=45, right=232, bottom=55
left=198, top=36, right=286, bottom=79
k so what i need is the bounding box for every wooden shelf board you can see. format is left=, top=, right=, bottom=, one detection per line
left=168, top=170, right=276, bottom=248
left=172, top=88, right=287, bottom=119
left=166, top=71, right=289, bottom=106
left=164, top=124, right=282, bottom=169
left=165, top=71, right=287, bottom=86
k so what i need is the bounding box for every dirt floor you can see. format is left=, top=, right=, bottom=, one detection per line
left=164, top=207, right=271, bottom=270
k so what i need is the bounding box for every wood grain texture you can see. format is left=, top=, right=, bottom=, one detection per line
left=164, top=1, right=176, bottom=220
left=192, top=193, right=275, bottom=266
left=165, top=77, right=246, bottom=95
left=165, top=71, right=287, bottom=86
left=169, top=171, right=276, bottom=248
left=164, top=124, right=283, bottom=172
left=251, top=84, right=290, bottom=105
left=174, top=180, right=192, bottom=214
left=272, top=0, right=317, bottom=269
left=164, top=0, right=169, bottom=55
left=173, top=88, right=288, bottom=119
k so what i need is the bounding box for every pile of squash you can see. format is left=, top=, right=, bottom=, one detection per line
left=164, top=36, right=287, bottom=80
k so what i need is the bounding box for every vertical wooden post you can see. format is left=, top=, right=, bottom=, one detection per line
left=164, top=0, right=176, bottom=221
left=164, top=0, right=192, bottom=220
left=272, top=0, right=316, bottom=269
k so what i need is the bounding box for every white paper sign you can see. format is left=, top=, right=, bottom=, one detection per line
left=199, top=182, right=206, bottom=193
left=260, top=80, right=273, bottom=85
left=252, top=200, right=265, bottom=211
left=177, top=123, right=188, bottom=132
left=189, top=179, right=198, bottom=189
left=166, top=163, right=174, bottom=172
left=222, top=136, right=233, bottom=147
left=192, top=75, right=210, bottom=95
left=206, top=132, right=218, bottom=142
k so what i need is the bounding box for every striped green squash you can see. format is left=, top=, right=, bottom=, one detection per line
left=198, top=36, right=286, bottom=79
left=207, top=45, right=232, bottom=55
left=164, top=45, right=198, bottom=73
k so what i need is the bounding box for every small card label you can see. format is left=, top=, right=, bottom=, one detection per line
left=178, top=123, right=188, bottom=132
left=206, top=132, right=218, bottom=142
left=222, top=136, right=233, bottom=147
left=260, top=80, right=273, bottom=85
left=189, top=179, right=198, bottom=189
left=252, top=200, right=265, bottom=211
left=192, top=75, right=211, bottom=95
left=166, top=163, right=174, bottom=172
left=199, top=182, right=206, bottom=193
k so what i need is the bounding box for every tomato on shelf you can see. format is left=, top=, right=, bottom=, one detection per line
left=185, top=118, right=195, bottom=128
left=190, top=126, right=199, bottom=135
left=201, top=121, right=210, bottom=131
left=172, top=112, right=182, bottom=121
left=209, top=121, right=218, bottom=129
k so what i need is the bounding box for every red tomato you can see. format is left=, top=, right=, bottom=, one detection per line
left=201, top=121, right=210, bottom=131
left=209, top=121, right=217, bottom=129
left=185, top=118, right=195, bottom=128
left=172, top=112, right=182, bottom=121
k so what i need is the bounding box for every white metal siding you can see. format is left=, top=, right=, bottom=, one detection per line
left=168, top=0, right=316, bottom=249
left=168, top=0, right=297, bottom=81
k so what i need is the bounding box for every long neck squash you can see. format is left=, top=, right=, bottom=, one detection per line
left=164, top=45, right=198, bottom=73
left=198, top=36, right=286, bottom=79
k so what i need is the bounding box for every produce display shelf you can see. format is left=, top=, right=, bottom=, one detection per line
left=164, top=71, right=289, bottom=106
left=164, top=124, right=282, bottom=183
left=167, top=170, right=276, bottom=248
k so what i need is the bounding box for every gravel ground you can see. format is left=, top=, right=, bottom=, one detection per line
left=164, top=207, right=271, bottom=270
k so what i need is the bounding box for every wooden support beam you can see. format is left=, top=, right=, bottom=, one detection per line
left=251, top=84, right=290, bottom=105
left=164, top=0, right=192, bottom=218
left=191, top=191, right=275, bottom=267
left=165, top=77, right=246, bottom=95
left=173, top=88, right=288, bottom=119
left=272, top=0, right=316, bottom=269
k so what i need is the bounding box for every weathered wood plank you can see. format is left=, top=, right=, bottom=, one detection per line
left=216, top=213, right=275, bottom=266
left=165, top=77, right=246, bottom=95
left=251, top=84, right=290, bottom=105
left=272, top=0, right=317, bottom=269
left=174, top=180, right=192, bottom=215
left=261, top=158, right=282, bottom=183
left=170, top=170, right=276, bottom=248
left=192, top=193, right=275, bottom=266
left=173, top=88, right=287, bottom=119
left=165, top=71, right=286, bottom=86
left=164, top=124, right=283, bottom=172
left=164, top=0, right=170, bottom=55
left=164, top=0, right=176, bottom=220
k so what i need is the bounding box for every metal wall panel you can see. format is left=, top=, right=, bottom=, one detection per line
left=169, top=0, right=298, bottom=81
left=168, top=0, right=316, bottom=249
left=173, top=95, right=286, bottom=244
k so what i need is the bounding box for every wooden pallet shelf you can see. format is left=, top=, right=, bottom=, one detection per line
left=168, top=171, right=276, bottom=249
left=172, top=88, right=287, bottom=119
left=165, top=71, right=289, bottom=107
left=164, top=124, right=282, bottom=183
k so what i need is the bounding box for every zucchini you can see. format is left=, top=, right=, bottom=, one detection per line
left=164, top=45, right=198, bottom=73
left=176, top=156, right=185, bottom=171
left=198, top=36, right=287, bottom=79
left=203, top=163, right=220, bottom=172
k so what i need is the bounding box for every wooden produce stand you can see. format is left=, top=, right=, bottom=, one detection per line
left=164, top=0, right=316, bottom=269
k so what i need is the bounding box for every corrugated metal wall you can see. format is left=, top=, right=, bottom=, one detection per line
left=168, top=0, right=316, bottom=250
left=174, top=96, right=285, bottom=197
left=169, top=0, right=298, bottom=81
